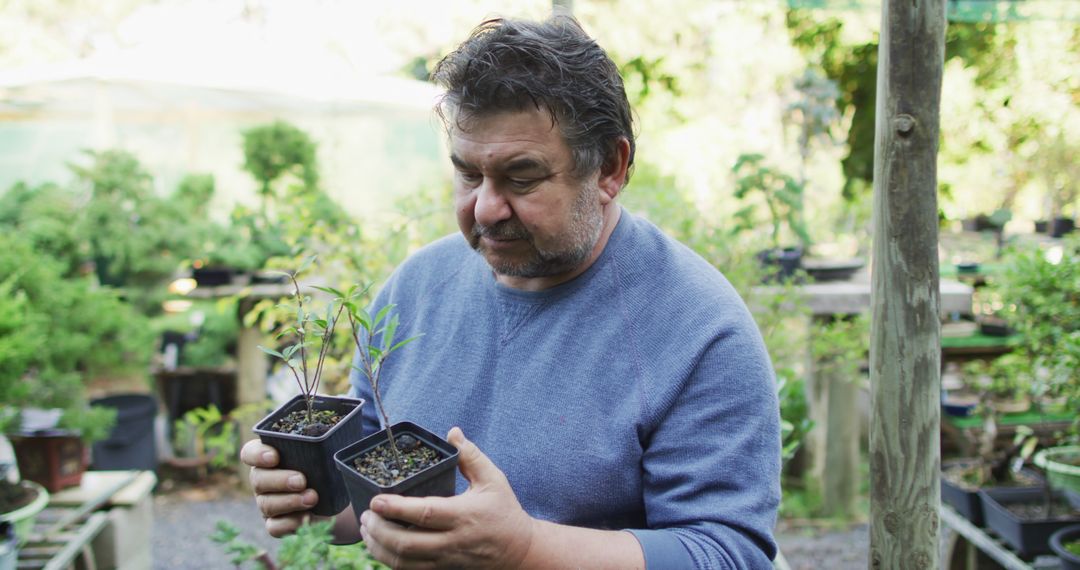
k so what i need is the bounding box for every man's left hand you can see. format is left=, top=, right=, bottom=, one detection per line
left=359, top=427, right=536, bottom=569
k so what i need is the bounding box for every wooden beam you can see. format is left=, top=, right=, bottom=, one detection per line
left=868, top=0, right=946, bottom=568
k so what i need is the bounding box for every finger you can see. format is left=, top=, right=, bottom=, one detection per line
left=447, top=427, right=505, bottom=488
left=255, top=489, right=319, bottom=518
left=265, top=513, right=307, bottom=538
left=360, top=511, right=442, bottom=569
left=240, top=439, right=279, bottom=468
left=249, top=467, right=307, bottom=495
left=369, top=494, right=457, bottom=531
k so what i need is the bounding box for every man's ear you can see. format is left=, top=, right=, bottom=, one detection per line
left=597, top=138, right=631, bottom=205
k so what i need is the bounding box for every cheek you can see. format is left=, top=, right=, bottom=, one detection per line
left=454, top=193, right=476, bottom=232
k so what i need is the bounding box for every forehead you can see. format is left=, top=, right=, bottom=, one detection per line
left=449, top=108, right=571, bottom=167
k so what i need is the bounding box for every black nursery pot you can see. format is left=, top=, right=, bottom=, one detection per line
left=1051, top=525, right=1080, bottom=570
left=334, top=421, right=458, bottom=522
left=978, top=487, right=1080, bottom=558
left=940, top=461, right=1042, bottom=527
left=254, top=394, right=366, bottom=516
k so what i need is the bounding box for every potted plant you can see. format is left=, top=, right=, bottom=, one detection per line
left=253, top=260, right=366, bottom=516
left=0, top=435, right=50, bottom=548
left=978, top=479, right=1080, bottom=558
left=732, top=153, right=811, bottom=282
left=941, top=424, right=1042, bottom=527
left=10, top=406, right=115, bottom=493
left=332, top=288, right=458, bottom=519
left=1035, top=447, right=1080, bottom=495
left=1051, top=524, right=1080, bottom=570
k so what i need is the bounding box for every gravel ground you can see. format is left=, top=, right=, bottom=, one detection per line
left=152, top=481, right=279, bottom=570
left=151, top=484, right=949, bottom=569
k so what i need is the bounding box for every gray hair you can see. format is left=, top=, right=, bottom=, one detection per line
left=431, top=16, right=635, bottom=183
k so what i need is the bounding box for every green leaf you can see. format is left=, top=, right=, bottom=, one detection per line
left=372, top=304, right=394, bottom=329
left=258, top=345, right=284, bottom=360
left=296, top=254, right=317, bottom=275
left=388, top=334, right=421, bottom=353
left=312, top=285, right=344, bottom=298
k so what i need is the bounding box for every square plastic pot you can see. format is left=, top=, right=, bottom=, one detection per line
left=254, top=394, right=366, bottom=516
left=334, top=421, right=458, bottom=524
left=940, top=460, right=1042, bottom=527
left=978, top=487, right=1080, bottom=558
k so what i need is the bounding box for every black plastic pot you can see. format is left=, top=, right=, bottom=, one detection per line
left=756, top=247, right=803, bottom=283
left=940, top=461, right=1042, bottom=527
left=192, top=266, right=235, bottom=287
left=1050, top=217, right=1076, bottom=238
left=91, top=393, right=159, bottom=472
left=334, top=422, right=458, bottom=523
left=254, top=394, right=366, bottom=516
left=1051, top=525, right=1080, bottom=570
left=979, top=487, right=1080, bottom=558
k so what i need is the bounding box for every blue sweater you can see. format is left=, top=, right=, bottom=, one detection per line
left=349, top=209, right=781, bottom=569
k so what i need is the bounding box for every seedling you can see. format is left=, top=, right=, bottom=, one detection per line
left=258, top=256, right=348, bottom=435
left=313, top=284, right=420, bottom=467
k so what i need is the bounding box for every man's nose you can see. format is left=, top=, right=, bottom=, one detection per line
left=474, top=180, right=512, bottom=227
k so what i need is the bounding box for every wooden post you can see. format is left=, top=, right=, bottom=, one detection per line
left=235, top=297, right=268, bottom=489
left=868, top=0, right=946, bottom=568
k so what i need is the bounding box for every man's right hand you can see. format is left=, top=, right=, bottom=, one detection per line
left=240, top=439, right=323, bottom=537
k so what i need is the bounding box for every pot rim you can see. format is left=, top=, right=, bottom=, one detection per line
left=0, top=480, right=49, bottom=522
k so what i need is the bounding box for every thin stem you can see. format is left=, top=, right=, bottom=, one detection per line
left=311, top=303, right=346, bottom=403
left=289, top=274, right=313, bottom=421
left=348, top=314, right=402, bottom=466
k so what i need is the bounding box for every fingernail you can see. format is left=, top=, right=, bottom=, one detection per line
left=370, top=497, right=385, bottom=510
left=288, top=475, right=304, bottom=490
left=301, top=490, right=317, bottom=506
left=360, top=510, right=369, bottom=525
left=261, top=451, right=275, bottom=464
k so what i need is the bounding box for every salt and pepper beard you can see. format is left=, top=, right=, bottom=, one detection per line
left=469, top=181, right=604, bottom=279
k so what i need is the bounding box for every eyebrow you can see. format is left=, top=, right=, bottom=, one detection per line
left=449, top=154, right=550, bottom=175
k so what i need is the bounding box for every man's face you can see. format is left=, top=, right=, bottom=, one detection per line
left=450, top=108, right=603, bottom=279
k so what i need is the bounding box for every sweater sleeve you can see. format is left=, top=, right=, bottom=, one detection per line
left=630, top=314, right=782, bottom=570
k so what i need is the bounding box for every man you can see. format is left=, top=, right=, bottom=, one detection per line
left=241, top=15, right=780, bottom=569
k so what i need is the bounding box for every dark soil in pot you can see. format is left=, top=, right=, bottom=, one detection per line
left=0, top=481, right=35, bottom=514
left=350, top=434, right=444, bottom=487
left=1003, top=495, right=1080, bottom=521
left=334, top=422, right=458, bottom=521
left=267, top=408, right=343, bottom=437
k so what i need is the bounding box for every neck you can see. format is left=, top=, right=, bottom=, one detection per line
left=496, top=204, right=621, bottom=292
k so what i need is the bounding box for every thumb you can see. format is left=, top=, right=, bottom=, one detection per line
left=448, top=427, right=505, bottom=489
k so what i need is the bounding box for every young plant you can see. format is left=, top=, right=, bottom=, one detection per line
left=316, top=285, right=420, bottom=467
left=258, top=257, right=346, bottom=429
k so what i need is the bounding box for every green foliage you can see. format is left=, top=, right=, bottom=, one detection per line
left=58, top=405, right=117, bottom=445
left=732, top=153, right=811, bottom=249
left=180, top=301, right=239, bottom=368
left=987, top=236, right=1080, bottom=427
left=0, top=182, right=87, bottom=276
left=211, top=520, right=387, bottom=570
left=70, top=149, right=190, bottom=294
left=173, top=405, right=237, bottom=469
left=810, top=314, right=869, bottom=380
left=242, top=120, right=320, bottom=203
left=0, top=233, right=153, bottom=431
left=785, top=10, right=1015, bottom=203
